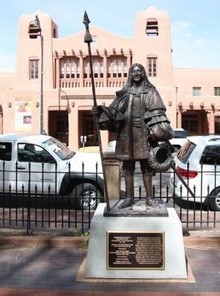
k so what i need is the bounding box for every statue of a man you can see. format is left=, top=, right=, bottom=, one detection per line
left=92, top=63, right=174, bottom=208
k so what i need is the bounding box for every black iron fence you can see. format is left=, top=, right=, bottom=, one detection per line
left=0, top=162, right=219, bottom=234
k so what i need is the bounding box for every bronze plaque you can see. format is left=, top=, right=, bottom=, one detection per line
left=107, top=231, right=165, bottom=270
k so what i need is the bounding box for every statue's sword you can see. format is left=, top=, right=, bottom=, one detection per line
left=83, top=11, right=110, bottom=212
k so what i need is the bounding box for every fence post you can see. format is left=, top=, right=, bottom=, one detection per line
left=27, top=161, right=31, bottom=233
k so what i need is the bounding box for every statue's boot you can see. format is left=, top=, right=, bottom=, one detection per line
left=118, top=171, right=134, bottom=209
left=143, top=172, right=155, bottom=206
left=118, top=197, right=133, bottom=209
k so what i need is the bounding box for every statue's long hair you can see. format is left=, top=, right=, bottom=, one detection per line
left=124, top=63, right=155, bottom=89
left=113, top=63, right=155, bottom=112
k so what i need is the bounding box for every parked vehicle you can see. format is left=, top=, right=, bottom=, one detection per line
left=0, top=134, right=104, bottom=210
left=107, top=140, right=116, bottom=153
left=169, top=128, right=188, bottom=152
left=169, top=135, right=220, bottom=211
left=107, top=128, right=188, bottom=154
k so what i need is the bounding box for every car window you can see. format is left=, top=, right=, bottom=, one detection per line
left=18, top=143, right=55, bottom=163
left=177, top=140, right=196, bottom=164
left=174, top=130, right=188, bottom=138
left=43, top=137, right=75, bottom=160
left=200, top=146, right=220, bottom=165
left=0, top=142, right=12, bottom=161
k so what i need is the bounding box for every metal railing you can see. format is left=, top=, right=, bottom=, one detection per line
left=0, top=162, right=219, bottom=234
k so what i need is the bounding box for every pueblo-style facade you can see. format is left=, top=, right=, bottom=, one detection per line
left=0, top=7, right=220, bottom=151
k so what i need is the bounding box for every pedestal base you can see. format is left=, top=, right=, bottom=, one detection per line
left=86, top=203, right=187, bottom=279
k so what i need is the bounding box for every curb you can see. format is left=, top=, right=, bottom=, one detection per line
left=0, top=229, right=220, bottom=250
left=184, top=236, right=220, bottom=249
left=0, top=235, right=219, bottom=250
left=0, top=235, right=88, bottom=249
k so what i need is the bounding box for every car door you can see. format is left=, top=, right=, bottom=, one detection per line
left=0, top=141, right=14, bottom=193
left=16, top=143, right=58, bottom=195
left=200, top=145, right=220, bottom=195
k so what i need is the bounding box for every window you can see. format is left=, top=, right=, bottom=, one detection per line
left=79, top=111, right=98, bottom=146
left=182, top=114, right=198, bottom=133
left=146, top=19, right=158, bottom=36
left=214, top=87, right=220, bottom=96
left=53, top=28, right=57, bottom=38
left=93, top=58, right=103, bottom=78
left=17, top=143, right=54, bottom=163
left=60, top=57, right=80, bottom=79
left=200, top=146, right=220, bottom=165
left=29, top=59, right=39, bottom=79
left=215, top=116, right=220, bottom=133
left=192, top=87, right=201, bottom=96
left=107, top=56, right=127, bottom=78
left=147, top=57, right=157, bottom=77
left=177, top=141, right=196, bottom=164
left=0, top=142, right=12, bottom=161
left=57, top=114, right=68, bottom=133
left=83, top=56, right=104, bottom=79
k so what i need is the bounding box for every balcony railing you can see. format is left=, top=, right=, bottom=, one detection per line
left=59, top=78, right=127, bottom=89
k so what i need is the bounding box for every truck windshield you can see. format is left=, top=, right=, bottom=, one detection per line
left=43, top=137, right=75, bottom=160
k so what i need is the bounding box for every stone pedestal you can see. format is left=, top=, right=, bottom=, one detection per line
left=85, top=203, right=187, bottom=279
left=103, top=153, right=121, bottom=200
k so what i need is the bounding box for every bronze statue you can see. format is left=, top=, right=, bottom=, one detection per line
left=92, top=63, right=174, bottom=208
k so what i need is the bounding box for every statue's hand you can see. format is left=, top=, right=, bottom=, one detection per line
left=91, top=105, right=103, bottom=116
left=148, top=122, right=174, bottom=141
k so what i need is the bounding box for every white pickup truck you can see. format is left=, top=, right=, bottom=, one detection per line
left=0, top=134, right=104, bottom=209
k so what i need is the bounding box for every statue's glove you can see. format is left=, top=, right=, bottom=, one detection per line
left=91, top=105, right=103, bottom=117
left=148, top=121, right=174, bottom=142
left=144, top=109, right=174, bottom=142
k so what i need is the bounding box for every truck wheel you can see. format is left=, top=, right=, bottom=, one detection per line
left=207, top=188, right=220, bottom=211
left=73, top=183, right=103, bottom=210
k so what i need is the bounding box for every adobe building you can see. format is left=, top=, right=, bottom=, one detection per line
left=0, top=6, right=220, bottom=151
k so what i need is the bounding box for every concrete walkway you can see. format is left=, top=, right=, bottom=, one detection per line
left=0, top=231, right=219, bottom=295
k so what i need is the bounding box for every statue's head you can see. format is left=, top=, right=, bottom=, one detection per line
left=117, top=63, right=154, bottom=94
left=127, top=63, right=150, bottom=86
left=129, top=63, right=146, bottom=82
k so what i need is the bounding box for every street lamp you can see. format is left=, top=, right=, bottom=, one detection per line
left=28, top=15, right=44, bottom=134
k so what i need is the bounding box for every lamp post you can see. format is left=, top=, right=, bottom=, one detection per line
left=28, top=15, right=44, bottom=134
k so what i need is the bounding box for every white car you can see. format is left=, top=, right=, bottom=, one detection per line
left=169, top=135, right=220, bottom=211
left=0, top=134, right=104, bottom=209
left=169, top=128, right=188, bottom=152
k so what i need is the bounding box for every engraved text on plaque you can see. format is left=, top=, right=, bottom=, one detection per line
left=107, top=231, right=164, bottom=269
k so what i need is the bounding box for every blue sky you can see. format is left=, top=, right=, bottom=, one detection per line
left=1, top=0, right=220, bottom=71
